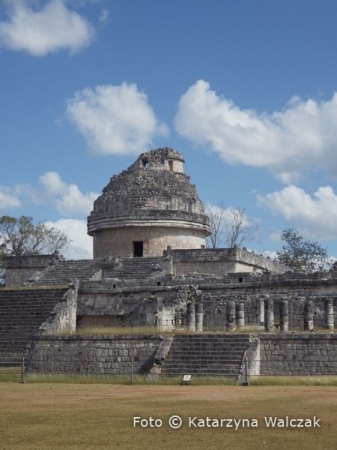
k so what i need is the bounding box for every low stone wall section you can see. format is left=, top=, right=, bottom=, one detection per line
left=259, top=333, right=337, bottom=375
left=3, top=254, right=63, bottom=287
left=166, top=247, right=288, bottom=276
left=25, top=333, right=337, bottom=377
left=27, top=335, right=163, bottom=375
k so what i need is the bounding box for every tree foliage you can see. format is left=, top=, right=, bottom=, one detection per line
left=0, top=215, right=69, bottom=257
left=276, top=228, right=331, bottom=272
left=0, top=216, right=70, bottom=285
left=207, top=204, right=259, bottom=249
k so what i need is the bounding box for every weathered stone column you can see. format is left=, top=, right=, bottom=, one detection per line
left=304, top=298, right=314, bottom=331
left=324, top=297, right=334, bottom=330
left=264, top=297, right=274, bottom=332
left=174, top=309, right=182, bottom=331
left=187, top=302, right=196, bottom=332
left=227, top=299, right=236, bottom=332
left=195, top=301, right=203, bottom=332
left=219, top=295, right=227, bottom=332
left=236, top=301, right=245, bottom=327
left=280, top=297, right=289, bottom=332
left=258, top=296, right=265, bottom=326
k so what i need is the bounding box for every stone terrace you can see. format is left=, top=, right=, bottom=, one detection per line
left=0, top=287, right=68, bottom=365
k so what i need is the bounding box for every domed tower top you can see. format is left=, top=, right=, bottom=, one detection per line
left=129, top=147, right=185, bottom=173
left=88, top=147, right=210, bottom=259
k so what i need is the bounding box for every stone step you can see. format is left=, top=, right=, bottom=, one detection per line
left=104, top=256, right=167, bottom=280
left=162, top=361, right=241, bottom=368
left=162, top=355, right=242, bottom=364
left=166, top=349, right=244, bottom=355
left=164, top=355, right=241, bottom=362
left=0, top=352, right=26, bottom=367
left=167, top=346, right=249, bottom=351
left=162, top=364, right=240, bottom=370
left=163, top=364, right=241, bottom=371
left=31, top=260, right=103, bottom=285
left=161, top=369, right=239, bottom=376
left=160, top=334, right=251, bottom=377
left=169, top=345, right=249, bottom=350
left=0, top=345, right=32, bottom=350
left=0, top=316, right=51, bottom=321
left=174, top=334, right=250, bottom=342
left=0, top=287, right=67, bottom=355
left=171, top=339, right=251, bottom=344
left=0, top=308, right=56, bottom=311
left=0, top=352, right=26, bottom=358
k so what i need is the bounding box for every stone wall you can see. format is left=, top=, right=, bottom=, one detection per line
left=259, top=333, right=337, bottom=375
left=93, top=225, right=207, bottom=259
left=26, top=333, right=337, bottom=377
left=4, top=254, right=63, bottom=287
left=168, top=247, right=289, bottom=276
left=27, top=335, right=163, bottom=375
left=39, top=283, right=78, bottom=335
left=77, top=283, right=180, bottom=331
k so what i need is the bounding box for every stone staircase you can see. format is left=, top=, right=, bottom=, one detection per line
left=104, top=257, right=167, bottom=280
left=0, top=287, right=68, bottom=366
left=29, top=257, right=168, bottom=284
left=161, top=334, right=252, bottom=377
left=31, top=260, right=103, bottom=285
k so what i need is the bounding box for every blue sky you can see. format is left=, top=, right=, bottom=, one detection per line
left=1, top=0, right=337, bottom=260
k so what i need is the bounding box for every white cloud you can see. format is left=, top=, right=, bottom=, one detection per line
left=39, top=171, right=66, bottom=195
left=262, top=250, right=278, bottom=260
left=174, top=80, right=337, bottom=183
left=66, top=83, right=169, bottom=155
left=0, top=0, right=95, bottom=56
left=0, top=172, right=97, bottom=218
left=99, top=8, right=109, bottom=24
left=0, top=186, right=21, bottom=209
left=38, top=171, right=98, bottom=217
left=46, top=219, right=92, bottom=259
left=257, top=185, right=337, bottom=240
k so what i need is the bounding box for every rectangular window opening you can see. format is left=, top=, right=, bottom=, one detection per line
left=168, top=160, right=173, bottom=171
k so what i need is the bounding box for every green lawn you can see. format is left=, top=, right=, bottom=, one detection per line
left=1, top=383, right=337, bottom=450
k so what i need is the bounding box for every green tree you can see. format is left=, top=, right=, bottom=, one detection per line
left=276, top=228, right=331, bottom=272
left=0, top=215, right=70, bottom=285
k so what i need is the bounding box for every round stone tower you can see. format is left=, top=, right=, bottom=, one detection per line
left=88, top=147, right=211, bottom=258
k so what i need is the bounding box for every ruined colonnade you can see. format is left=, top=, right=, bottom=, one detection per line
left=179, top=295, right=336, bottom=333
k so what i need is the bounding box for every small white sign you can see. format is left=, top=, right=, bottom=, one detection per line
left=183, top=375, right=191, bottom=382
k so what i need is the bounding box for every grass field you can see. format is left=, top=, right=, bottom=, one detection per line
left=1, top=383, right=337, bottom=450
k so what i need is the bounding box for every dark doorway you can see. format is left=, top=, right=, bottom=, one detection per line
left=133, top=241, right=143, bottom=257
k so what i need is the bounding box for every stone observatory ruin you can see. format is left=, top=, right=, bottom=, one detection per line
left=87, top=147, right=211, bottom=259
left=2, top=147, right=337, bottom=380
